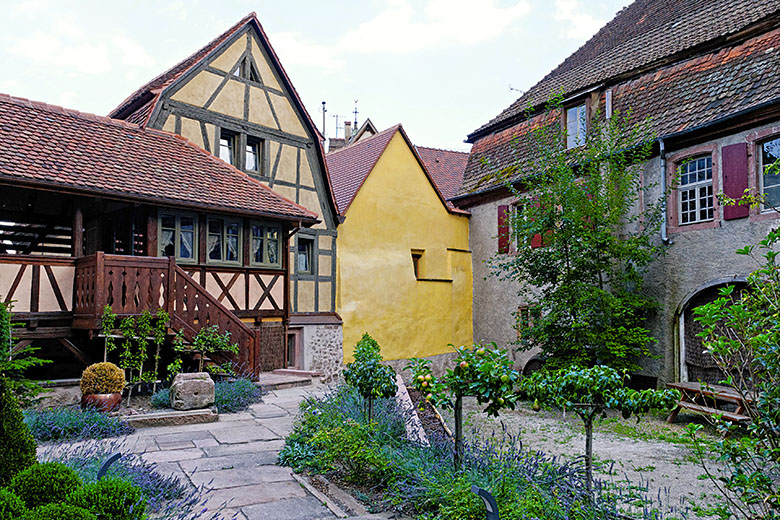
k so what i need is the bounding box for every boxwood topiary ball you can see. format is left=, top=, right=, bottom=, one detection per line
left=80, top=362, right=125, bottom=395
left=21, top=503, right=95, bottom=520
left=0, top=488, right=27, bottom=520
left=67, top=478, right=145, bottom=520
left=8, top=462, right=83, bottom=509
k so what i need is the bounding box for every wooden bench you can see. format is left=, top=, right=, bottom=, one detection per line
left=666, top=381, right=753, bottom=424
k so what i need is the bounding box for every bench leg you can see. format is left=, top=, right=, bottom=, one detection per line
left=667, top=405, right=682, bottom=424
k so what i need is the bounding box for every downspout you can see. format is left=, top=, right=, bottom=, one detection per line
left=659, top=138, right=672, bottom=244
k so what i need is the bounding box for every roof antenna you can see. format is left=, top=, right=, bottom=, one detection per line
left=509, top=85, right=524, bottom=94
left=332, top=114, right=345, bottom=138
left=320, top=101, right=327, bottom=137
left=352, top=100, right=359, bottom=137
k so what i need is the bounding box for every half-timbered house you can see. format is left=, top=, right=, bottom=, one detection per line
left=109, top=13, right=343, bottom=378
left=0, top=93, right=317, bottom=379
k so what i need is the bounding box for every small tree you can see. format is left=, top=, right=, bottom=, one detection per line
left=407, top=343, right=520, bottom=466
left=689, top=197, right=780, bottom=518
left=492, top=98, right=663, bottom=372
left=0, top=375, right=37, bottom=486
left=0, top=301, right=50, bottom=403
left=171, top=325, right=240, bottom=375
left=522, top=365, right=679, bottom=493
left=343, top=333, right=397, bottom=423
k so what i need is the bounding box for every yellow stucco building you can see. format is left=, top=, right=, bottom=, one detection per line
left=327, top=125, right=473, bottom=361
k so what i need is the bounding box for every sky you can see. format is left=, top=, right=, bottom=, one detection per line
left=0, top=0, right=632, bottom=151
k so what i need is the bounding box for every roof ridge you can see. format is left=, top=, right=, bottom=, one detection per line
left=327, top=124, right=400, bottom=156
left=150, top=126, right=318, bottom=219
left=0, top=92, right=144, bottom=132
left=415, top=144, right=470, bottom=155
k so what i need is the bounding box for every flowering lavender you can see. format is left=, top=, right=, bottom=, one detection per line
left=23, top=407, right=134, bottom=442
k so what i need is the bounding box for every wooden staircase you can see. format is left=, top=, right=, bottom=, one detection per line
left=73, top=252, right=277, bottom=376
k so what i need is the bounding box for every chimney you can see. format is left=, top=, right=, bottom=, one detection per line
left=344, top=120, right=352, bottom=141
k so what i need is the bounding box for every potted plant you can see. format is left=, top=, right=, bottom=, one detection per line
left=80, top=362, right=125, bottom=412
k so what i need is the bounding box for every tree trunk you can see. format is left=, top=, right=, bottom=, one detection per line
left=584, top=413, right=593, bottom=495
left=454, top=394, right=463, bottom=468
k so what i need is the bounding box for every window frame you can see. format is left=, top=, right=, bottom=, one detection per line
left=666, top=144, right=720, bottom=233
left=249, top=221, right=282, bottom=269
left=158, top=211, right=198, bottom=264
left=564, top=102, right=588, bottom=150
left=759, top=136, right=780, bottom=213
left=296, top=236, right=314, bottom=275
left=205, top=216, right=243, bottom=266
left=245, top=137, right=264, bottom=176
left=218, top=129, right=238, bottom=167
left=676, top=155, right=714, bottom=226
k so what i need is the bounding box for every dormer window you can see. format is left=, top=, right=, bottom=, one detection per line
left=566, top=103, right=587, bottom=149
left=232, top=57, right=260, bottom=83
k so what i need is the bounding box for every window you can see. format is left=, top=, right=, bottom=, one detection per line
left=760, top=137, right=780, bottom=210
left=232, top=57, right=260, bottom=83
left=678, top=155, right=713, bottom=225
left=207, top=218, right=241, bottom=264
left=297, top=237, right=313, bottom=274
left=159, top=213, right=196, bottom=261
left=516, top=305, right=537, bottom=340
left=411, top=251, right=423, bottom=279
left=566, top=103, right=587, bottom=149
left=219, top=130, right=237, bottom=166
left=245, top=138, right=263, bottom=174
left=250, top=222, right=281, bottom=267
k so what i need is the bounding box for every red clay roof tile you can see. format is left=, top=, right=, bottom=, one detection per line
left=0, top=93, right=318, bottom=222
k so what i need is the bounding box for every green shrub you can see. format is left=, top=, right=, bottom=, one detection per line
left=0, top=488, right=27, bottom=520
left=79, top=362, right=125, bottom=395
left=23, top=408, right=134, bottom=442
left=150, top=387, right=170, bottom=409
left=309, top=419, right=393, bottom=484
left=214, top=378, right=262, bottom=413
left=0, top=376, right=37, bottom=486
left=9, top=462, right=82, bottom=509
left=21, top=503, right=95, bottom=520
left=68, top=478, right=145, bottom=520
left=343, top=333, right=397, bottom=423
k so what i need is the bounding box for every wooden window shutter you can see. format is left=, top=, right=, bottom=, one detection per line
left=722, top=143, right=749, bottom=220
left=498, top=205, right=509, bottom=253
left=530, top=200, right=543, bottom=249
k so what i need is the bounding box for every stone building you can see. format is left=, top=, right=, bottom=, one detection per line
left=453, top=0, right=780, bottom=385
left=109, top=13, right=343, bottom=379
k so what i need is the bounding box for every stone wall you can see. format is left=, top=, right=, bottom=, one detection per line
left=302, top=323, right=343, bottom=382
left=466, top=118, right=780, bottom=385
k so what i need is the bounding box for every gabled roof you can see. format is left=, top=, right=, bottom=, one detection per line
left=468, top=0, right=780, bottom=141
left=350, top=118, right=379, bottom=143
left=326, top=124, right=469, bottom=216
left=415, top=146, right=469, bottom=210
left=0, top=94, right=318, bottom=222
left=459, top=1, right=780, bottom=199
left=108, top=12, right=339, bottom=223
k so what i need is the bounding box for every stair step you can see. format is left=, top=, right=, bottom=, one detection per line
left=257, top=371, right=313, bottom=391
left=273, top=368, right=322, bottom=378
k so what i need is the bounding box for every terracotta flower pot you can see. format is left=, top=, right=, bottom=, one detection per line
left=81, top=393, right=122, bottom=413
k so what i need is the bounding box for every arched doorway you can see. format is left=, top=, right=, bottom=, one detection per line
left=676, top=277, right=747, bottom=384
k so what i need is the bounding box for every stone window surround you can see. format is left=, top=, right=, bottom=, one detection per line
left=746, top=125, right=780, bottom=222
left=666, top=143, right=719, bottom=234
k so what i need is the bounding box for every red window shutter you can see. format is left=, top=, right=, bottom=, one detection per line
left=722, top=143, right=749, bottom=220
left=498, top=205, right=509, bottom=253
left=531, top=233, right=543, bottom=248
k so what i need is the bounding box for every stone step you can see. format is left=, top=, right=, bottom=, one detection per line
left=273, top=368, right=322, bottom=381
left=257, top=371, right=313, bottom=391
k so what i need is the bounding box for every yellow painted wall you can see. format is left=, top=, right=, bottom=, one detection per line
left=337, top=132, right=473, bottom=362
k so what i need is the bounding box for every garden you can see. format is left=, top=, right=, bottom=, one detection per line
left=0, top=302, right=265, bottom=520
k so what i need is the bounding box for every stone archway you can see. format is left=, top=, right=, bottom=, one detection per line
left=675, top=276, right=747, bottom=384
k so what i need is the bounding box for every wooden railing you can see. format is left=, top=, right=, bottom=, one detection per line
left=73, top=252, right=265, bottom=375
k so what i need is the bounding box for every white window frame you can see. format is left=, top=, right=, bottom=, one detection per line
left=677, top=155, right=714, bottom=225
left=566, top=103, right=587, bottom=149
left=760, top=137, right=780, bottom=212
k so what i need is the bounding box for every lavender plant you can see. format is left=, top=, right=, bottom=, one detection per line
left=23, top=408, right=134, bottom=442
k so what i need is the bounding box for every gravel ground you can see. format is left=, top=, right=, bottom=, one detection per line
left=438, top=397, right=729, bottom=519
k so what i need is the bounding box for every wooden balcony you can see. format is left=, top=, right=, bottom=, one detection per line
left=72, top=253, right=284, bottom=375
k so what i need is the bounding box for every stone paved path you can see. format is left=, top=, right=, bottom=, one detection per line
left=110, top=385, right=398, bottom=520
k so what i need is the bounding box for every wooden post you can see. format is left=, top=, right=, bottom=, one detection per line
left=146, top=210, right=158, bottom=257
left=72, top=206, right=83, bottom=258
left=166, top=256, right=176, bottom=317
left=95, top=252, right=105, bottom=317
left=454, top=393, right=463, bottom=468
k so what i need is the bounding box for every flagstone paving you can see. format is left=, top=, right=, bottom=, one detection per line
left=111, top=384, right=395, bottom=520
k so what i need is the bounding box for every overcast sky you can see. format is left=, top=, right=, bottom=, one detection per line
left=0, top=0, right=631, bottom=151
